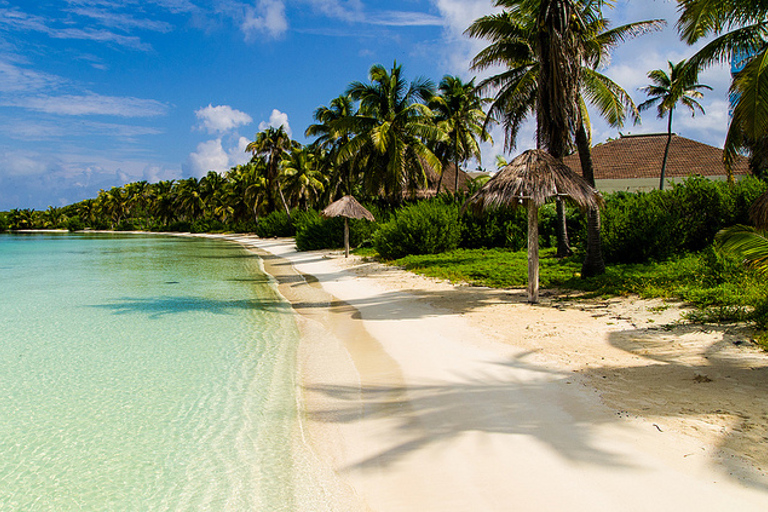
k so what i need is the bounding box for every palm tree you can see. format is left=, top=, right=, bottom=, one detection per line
left=305, top=95, right=358, bottom=197
left=146, top=180, right=176, bottom=227
left=280, top=146, right=326, bottom=210
left=677, top=0, right=768, bottom=178
left=246, top=126, right=297, bottom=216
left=175, top=178, right=205, bottom=222
left=337, top=62, right=444, bottom=202
left=467, top=0, right=659, bottom=269
left=638, top=59, right=711, bottom=190
left=428, top=75, right=492, bottom=194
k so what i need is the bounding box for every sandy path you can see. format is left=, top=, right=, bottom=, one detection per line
left=228, top=236, right=768, bottom=511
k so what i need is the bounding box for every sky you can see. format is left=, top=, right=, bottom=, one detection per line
left=0, top=0, right=733, bottom=210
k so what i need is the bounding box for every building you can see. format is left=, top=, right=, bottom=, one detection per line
left=562, top=133, right=750, bottom=193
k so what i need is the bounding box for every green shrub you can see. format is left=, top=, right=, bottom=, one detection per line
left=64, top=216, right=85, bottom=232
left=600, top=176, right=768, bottom=264
left=255, top=210, right=295, bottom=237
left=374, top=200, right=461, bottom=259
left=296, top=215, right=344, bottom=251
left=294, top=208, right=378, bottom=251
left=460, top=207, right=526, bottom=250
left=168, top=221, right=191, bottom=232
left=0, top=212, right=8, bottom=232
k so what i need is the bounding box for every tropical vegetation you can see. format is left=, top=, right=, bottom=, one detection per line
left=3, top=1, right=768, bottom=338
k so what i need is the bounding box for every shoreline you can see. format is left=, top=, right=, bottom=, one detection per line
left=231, top=235, right=768, bottom=511
left=12, top=231, right=768, bottom=509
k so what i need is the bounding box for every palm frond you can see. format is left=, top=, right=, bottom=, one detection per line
left=715, top=224, right=768, bottom=276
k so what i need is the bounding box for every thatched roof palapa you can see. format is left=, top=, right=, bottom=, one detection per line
left=465, top=149, right=602, bottom=214
left=464, top=149, right=603, bottom=304
left=322, top=195, right=375, bottom=221
left=750, top=190, right=768, bottom=230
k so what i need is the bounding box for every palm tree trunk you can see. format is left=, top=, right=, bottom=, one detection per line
left=454, top=132, right=461, bottom=194
left=660, top=111, right=673, bottom=190
left=527, top=200, right=539, bottom=304
left=555, top=198, right=572, bottom=258
left=575, top=121, right=605, bottom=277
left=436, top=164, right=445, bottom=194
left=277, top=184, right=291, bottom=221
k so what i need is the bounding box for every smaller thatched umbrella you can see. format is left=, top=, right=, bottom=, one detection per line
left=750, top=190, right=768, bottom=230
left=322, top=195, right=376, bottom=258
left=464, top=149, right=602, bottom=303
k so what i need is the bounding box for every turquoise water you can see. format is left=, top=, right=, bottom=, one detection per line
left=0, top=234, right=324, bottom=511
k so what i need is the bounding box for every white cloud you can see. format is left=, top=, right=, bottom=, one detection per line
left=195, top=104, right=253, bottom=134
left=302, top=0, right=363, bottom=22
left=184, top=136, right=252, bottom=178
left=258, top=108, right=292, bottom=137
left=0, top=7, right=152, bottom=51
left=4, top=93, right=168, bottom=117
left=0, top=149, right=49, bottom=177
left=228, top=136, right=252, bottom=167
left=0, top=60, right=65, bottom=93
left=142, top=164, right=182, bottom=183
left=241, top=0, right=288, bottom=40
left=367, top=11, right=444, bottom=27
left=184, top=138, right=230, bottom=178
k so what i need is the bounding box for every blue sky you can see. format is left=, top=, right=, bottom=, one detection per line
left=0, top=0, right=732, bottom=210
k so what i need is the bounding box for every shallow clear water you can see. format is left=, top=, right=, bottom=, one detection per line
left=0, top=234, right=323, bottom=511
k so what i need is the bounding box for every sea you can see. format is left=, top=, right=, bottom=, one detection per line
left=0, top=233, right=333, bottom=511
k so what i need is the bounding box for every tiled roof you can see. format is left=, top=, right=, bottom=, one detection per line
left=562, top=133, right=750, bottom=180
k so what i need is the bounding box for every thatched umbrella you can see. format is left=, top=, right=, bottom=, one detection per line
left=750, top=190, right=768, bottom=230
left=464, top=149, right=602, bottom=303
left=321, top=195, right=376, bottom=258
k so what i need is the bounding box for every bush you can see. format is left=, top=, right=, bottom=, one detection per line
left=374, top=200, right=461, bottom=259
left=600, top=176, right=767, bottom=264
left=64, top=216, right=85, bottom=232
left=255, top=210, right=295, bottom=237
left=165, top=221, right=189, bottom=232
left=296, top=214, right=344, bottom=251
left=0, top=212, right=8, bottom=232
left=460, top=207, right=525, bottom=250
left=294, top=209, right=379, bottom=251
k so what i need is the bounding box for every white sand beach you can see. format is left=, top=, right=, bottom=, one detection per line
left=227, top=235, right=768, bottom=511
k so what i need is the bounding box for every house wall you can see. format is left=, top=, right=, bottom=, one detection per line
left=595, top=175, right=735, bottom=194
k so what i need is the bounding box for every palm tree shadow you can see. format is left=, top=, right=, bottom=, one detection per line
left=305, top=352, right=633, bottom=473
left=88, top=295, right=292, bottom=318
left=602, top=324, right=768, bottom=490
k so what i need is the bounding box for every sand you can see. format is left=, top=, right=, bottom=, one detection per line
left=222, top=235, right=768, bottom=511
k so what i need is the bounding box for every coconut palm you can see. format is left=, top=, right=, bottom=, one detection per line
left=246, top=126, right=297, bottom=216
left=638, top=59, right=711, bottom=190
left=174, top=178, right=205, bottom=222
left=336, top=62, right=444, bottom=202
left=305, top=95, right=358, bottom=197
left=677, top=0, right=768, bottom=177
left=468, top=0, right=650, bottom=268
left=468, top=0, right=659, bottom=268
left=428, top=75, right=492, bottom=194
left=280, top=146, right=326, bottom=210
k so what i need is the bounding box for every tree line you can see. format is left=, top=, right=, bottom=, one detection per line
left=2, top=0, right=767, bottom=276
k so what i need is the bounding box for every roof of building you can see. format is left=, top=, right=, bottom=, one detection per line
left=562, top=133, right=750, bottom=180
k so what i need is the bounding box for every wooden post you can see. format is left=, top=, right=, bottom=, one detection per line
left=527, top=200, right=539, bottom=303
left=344, top=217, right=350, bottom=258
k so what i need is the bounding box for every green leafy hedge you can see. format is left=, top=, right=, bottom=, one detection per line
left=601, top=176, right=767, bottom=263
left=374, top=200, right=461, bottom=259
